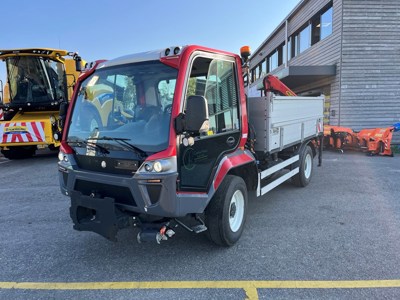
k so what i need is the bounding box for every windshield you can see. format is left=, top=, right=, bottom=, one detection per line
left=66, top=60, right=177, bottom=154
left=6, top=56, right=67, bottom=105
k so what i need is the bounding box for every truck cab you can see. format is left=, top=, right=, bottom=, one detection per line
left=59, top=45, right=323, bottom=246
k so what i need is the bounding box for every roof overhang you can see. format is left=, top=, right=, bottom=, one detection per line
left=0, top=48, right=69, bottom=62
left=274, top=65, right=336, bottom=88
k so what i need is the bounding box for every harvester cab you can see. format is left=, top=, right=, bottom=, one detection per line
left=0, top=48, right=83, bottom=159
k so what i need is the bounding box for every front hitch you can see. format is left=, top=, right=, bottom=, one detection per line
left=70, top=191, right=132, bottom=241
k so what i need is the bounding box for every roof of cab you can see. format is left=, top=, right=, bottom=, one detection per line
left=97, top=49, right=170, bottom=69
left=0, top=48, right=69, bottom=59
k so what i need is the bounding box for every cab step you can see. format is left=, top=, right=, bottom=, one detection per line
left=174, top=217, right=207, bottom=234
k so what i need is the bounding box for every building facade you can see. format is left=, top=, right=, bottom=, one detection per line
left=249, top=0, right=400, bottom=143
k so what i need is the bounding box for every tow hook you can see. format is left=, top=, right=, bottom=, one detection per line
left=137, top=226, right=175, bottom=244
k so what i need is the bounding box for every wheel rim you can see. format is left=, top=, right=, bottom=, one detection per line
left=304, top=153, right=312, bottom=179
left=229, top=190, right=245, bottom=232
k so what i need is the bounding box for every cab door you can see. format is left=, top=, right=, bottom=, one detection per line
left=178, top=54, right=241, bottom=192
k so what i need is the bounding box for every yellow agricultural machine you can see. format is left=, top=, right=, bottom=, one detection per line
left=0, top=48, right=83, bottom=159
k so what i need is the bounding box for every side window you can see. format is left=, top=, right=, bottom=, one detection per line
left=185, top=57, right=240, bottom=136
left=205, top=60, right=239, bottom=135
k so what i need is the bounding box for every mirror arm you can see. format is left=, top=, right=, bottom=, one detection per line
left=174, top=113, right=185, bottom=135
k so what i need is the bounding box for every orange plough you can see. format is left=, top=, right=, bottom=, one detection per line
left=323, top=125, right=358, bottom=153
left=324, top=122, right=400, bottom=156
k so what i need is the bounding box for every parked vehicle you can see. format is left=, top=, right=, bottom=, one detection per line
left=58, top=45, right=324, bottom=246
left=0, top=48, right=82, bottom=159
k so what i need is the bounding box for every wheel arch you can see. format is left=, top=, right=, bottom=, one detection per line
left=227, top=162, right=258, bottom=191
left=307, top=139, right=317, bottom=157
left=294, top=138, right=317, bottom=157
left=211, top=149, right=257, bottom=194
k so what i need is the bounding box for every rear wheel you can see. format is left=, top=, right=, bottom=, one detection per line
left=205, top=175, right=248, bottom=246
left=292, top=145, right=313, bottom=187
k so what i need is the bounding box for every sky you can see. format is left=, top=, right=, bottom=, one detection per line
left=0, top=0, right=300, bottom=85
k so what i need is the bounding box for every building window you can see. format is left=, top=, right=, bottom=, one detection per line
left=287, top=37, right=292, bottom=61
left=299, top=24, right=311, bottom=53
left=251, top=68, right=256, bottom=83
left=311, top=17, right=321, bottom=45
left=286, top=2, right=333, bottom=60
left=268, top=51, right=278, bottom=72
left=311, top=5, right=333, bottom=45
left=261, top=60, right=267, bottom=77
left=277, top=44, right=284, bottom=66
left=320, top=7, right=333, bottom=39
left=294, top=34, right=299, bottom=57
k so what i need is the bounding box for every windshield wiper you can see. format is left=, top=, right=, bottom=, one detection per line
left=90, top=136, right=147, bottom=157
left=67, top=138, right=110, bottom=154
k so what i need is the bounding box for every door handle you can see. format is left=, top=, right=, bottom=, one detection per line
left=226, top=136, right=236, bottom=147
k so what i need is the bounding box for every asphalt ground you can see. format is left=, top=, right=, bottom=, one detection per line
left=0, top=149, right=399, bottom=299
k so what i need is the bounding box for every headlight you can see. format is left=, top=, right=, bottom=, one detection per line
left=153, top=161, right=163, bottom=172
left=58, top=152, right=64, bottom=161
left=144, top=163, right=153, bottom=172
left=58, top=151, right=68, bottom=162
left=138, top=157, right=177, bottom=174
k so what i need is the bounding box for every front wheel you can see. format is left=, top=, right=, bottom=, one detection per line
left=292, top=145, right=314, bottom=187
left=205, top=175, right=248, bottom=247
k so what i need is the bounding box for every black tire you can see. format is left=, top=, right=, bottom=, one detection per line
left=48, top=144, right=59, bottom=151
left=1, top=146, right=36, bottom=160
left=205, top=175, right=248, bottom=247
left=292, top=145, right=313, bottom=187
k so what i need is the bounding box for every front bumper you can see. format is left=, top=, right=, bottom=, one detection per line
left=59, top=160, right=209, bottom=239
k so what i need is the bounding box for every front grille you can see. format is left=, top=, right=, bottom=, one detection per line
left=74, top=179, right=136, bottom=207
left=75, top=155, right=139, bottom=176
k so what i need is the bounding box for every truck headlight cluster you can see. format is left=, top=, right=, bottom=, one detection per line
left=58, top=151, right=69, bottom=162
left=139, top=157, right=177, bottom=174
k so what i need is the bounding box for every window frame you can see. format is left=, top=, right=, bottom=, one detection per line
left=181, top=51, right=241, bottom=138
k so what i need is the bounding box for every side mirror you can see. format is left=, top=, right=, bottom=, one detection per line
left=59, top=101, right=69, bottom=129
left=75, top=56, right=82, bottom=72
left=175, top=95, right=209, bottom=135
left=59, top=101, right=69, bottom=117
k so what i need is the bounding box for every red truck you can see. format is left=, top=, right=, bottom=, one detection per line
left=58, top=45, right=324, bottom=246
